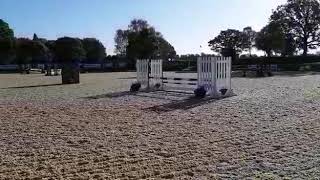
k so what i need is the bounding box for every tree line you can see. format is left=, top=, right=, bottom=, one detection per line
left=208, top=0, right=320, bottom=58
left=0, top=19, right=106, bottom=66
left=0, top=18, right=177, bottom=83
left=1, top=0, right=320, bottom=71
left=114, top=19, right=176, bottom=68
left=0, top=19, right=176, bottom=69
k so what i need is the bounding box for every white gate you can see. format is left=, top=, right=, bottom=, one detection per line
left=136, top=57, right=232, bottom=98
left=150, top=59, right=163, bottom=87
left=136, top=59, right=149, bottom=87
left=198, top=56, right=232, bottom=97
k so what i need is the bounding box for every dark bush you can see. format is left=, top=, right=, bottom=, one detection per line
left=267, top=72, right=273, bottom=76
left=194, top=86, right=207, bottom=98
left=154, top=83, right=161, bottom=89
left=130, top=82, right=141, bottom=92
left=54, top=37, right=84, bottom=84
left=220, top=88, right=228, bottom=95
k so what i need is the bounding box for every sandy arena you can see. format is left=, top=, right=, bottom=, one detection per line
left=0, top=72, right=320, bottom=179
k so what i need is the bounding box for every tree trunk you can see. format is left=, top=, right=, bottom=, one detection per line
left=267, top=57, right=273, bottom=77
left=257, top=63, right=264, bottom=77
left=303, top=37, right=308, bottom=56
left=61, top=63, right=80, bottom=84
left=41, top=65, right=45, bottom=74
left=45, top=64, right=51, bottom=76
left=26, top=64, right=30, bottom=74
left=53, top=64, right=59, bottom=76
left=19, top=64, right=24, bottom=74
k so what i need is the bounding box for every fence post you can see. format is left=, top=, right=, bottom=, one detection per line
left=198, top=57, right=201, bottom=88
left=228, top=57, right=232, bottom=93
left=214, top=57, right=218, bottom=97
left=147, top=59, right=150, bottom=89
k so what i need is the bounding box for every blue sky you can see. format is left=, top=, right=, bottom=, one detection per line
left=0, top=0, right=286, bottom=55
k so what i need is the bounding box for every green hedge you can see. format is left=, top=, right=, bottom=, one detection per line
left=163, top=61, right=197, bottom=71
left=236, top=55, right=320, bottom=65
left=157, top=56, right=320, bottom=72
left=278, top=63, right=320, bottom=71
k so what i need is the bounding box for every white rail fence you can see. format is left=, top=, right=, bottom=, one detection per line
left=136, top=57, right=232, bottom=97
left=0, top=64, right=19, bottom=70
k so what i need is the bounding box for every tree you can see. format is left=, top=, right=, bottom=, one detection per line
left=0, top=19, right=15, bottom=64
left=271, top=0, right=320, bottom=56
left=128, top=19, right=149, bottom=33
left=242, top=27, right=257, bottom=56
left=114, top=19, right=152, bottom=57
left=114, top=29, right=129, bottom=56
left=82, top=38, right=106, bottom=63
left=54, top=37, right=85, bottom=84
left=127, top=27, right=158, bottom=60
left=114, top=19, right=176, bottom=65
left=32, top=40, right=50, bottom=64
left=255, top=22, right=286, bottom=76
left=15, top=38, right=50, bottom=73
left=220, top=48, right=237, bottom=59
left=33, top=33, right=39, bottom=41
left=15, top=38, right=33, bottom=64
left=208, top=29, right=244, bottom=57
left=0, top=19, right=14, bottom=40
left=44, top=40, right=56, bottom=76
left=15, top=38, right=34, bottom=73
left=282, top=33, right=297, bottom=56
left=155, top=37, right=176, bottom=61
left=30, top=34, right=50, bottom=64
left=255, top=22, right=285, bottom=57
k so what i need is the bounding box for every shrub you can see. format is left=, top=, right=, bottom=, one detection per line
left=130, top=82, right=141, bottom=92
left=54, top=37, right=85, bottom=84
left=219, top=88, right=228, bottom=96
left=194, top=86, right=207, bottom=98
left=154, top=83, right=161, bottom=89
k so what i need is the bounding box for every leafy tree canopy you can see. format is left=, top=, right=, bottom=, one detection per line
left=33, top=33, right=39, bottom=41
left=115, top=19, right=176, bottom=60
left=114, top=29, right=129, bottom=56
left=128, top=19, right=149, bottom=33
left=127, top=28, right=158, bottom=59
left=82, top=38, right=106, bottom=62
left=242, top=27, right=257, bottom=55
left=255, top=22, right=285, bottom=57
left=54, top=37, right=85, bottom=63
left=155, top=37, right=177, bottom=61
left=32, top=40, right=50, bottom=63
left=0, top=19, right=15, bottom=63
left=0, top=19, right=14, bottom=40
left=15, top=38, right=34, bottom=64
left=271, top=0, right=320, bottom=55
left=15, top=38, right=50, bottom=64
left=208, top=29, right=244, bottom=55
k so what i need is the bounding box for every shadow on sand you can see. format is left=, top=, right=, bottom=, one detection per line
left=144, top=96, right=219, bottom=112
left=86, top=90, right=194, bottom=101
left=86, top=90, right=234, bottom=112
left=2, top=83, right=64, bottom=89
left=117, top=77, right=137, bottom=80
left=273, top=71, right=320, bottom=77
left=86, top=91, right=137, bottom=99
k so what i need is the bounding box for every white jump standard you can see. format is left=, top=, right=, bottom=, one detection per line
left=135, top=56, right=232, bottom=98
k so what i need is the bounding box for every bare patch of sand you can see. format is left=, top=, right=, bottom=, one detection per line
left=0, top=73, right=320, bottom=179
